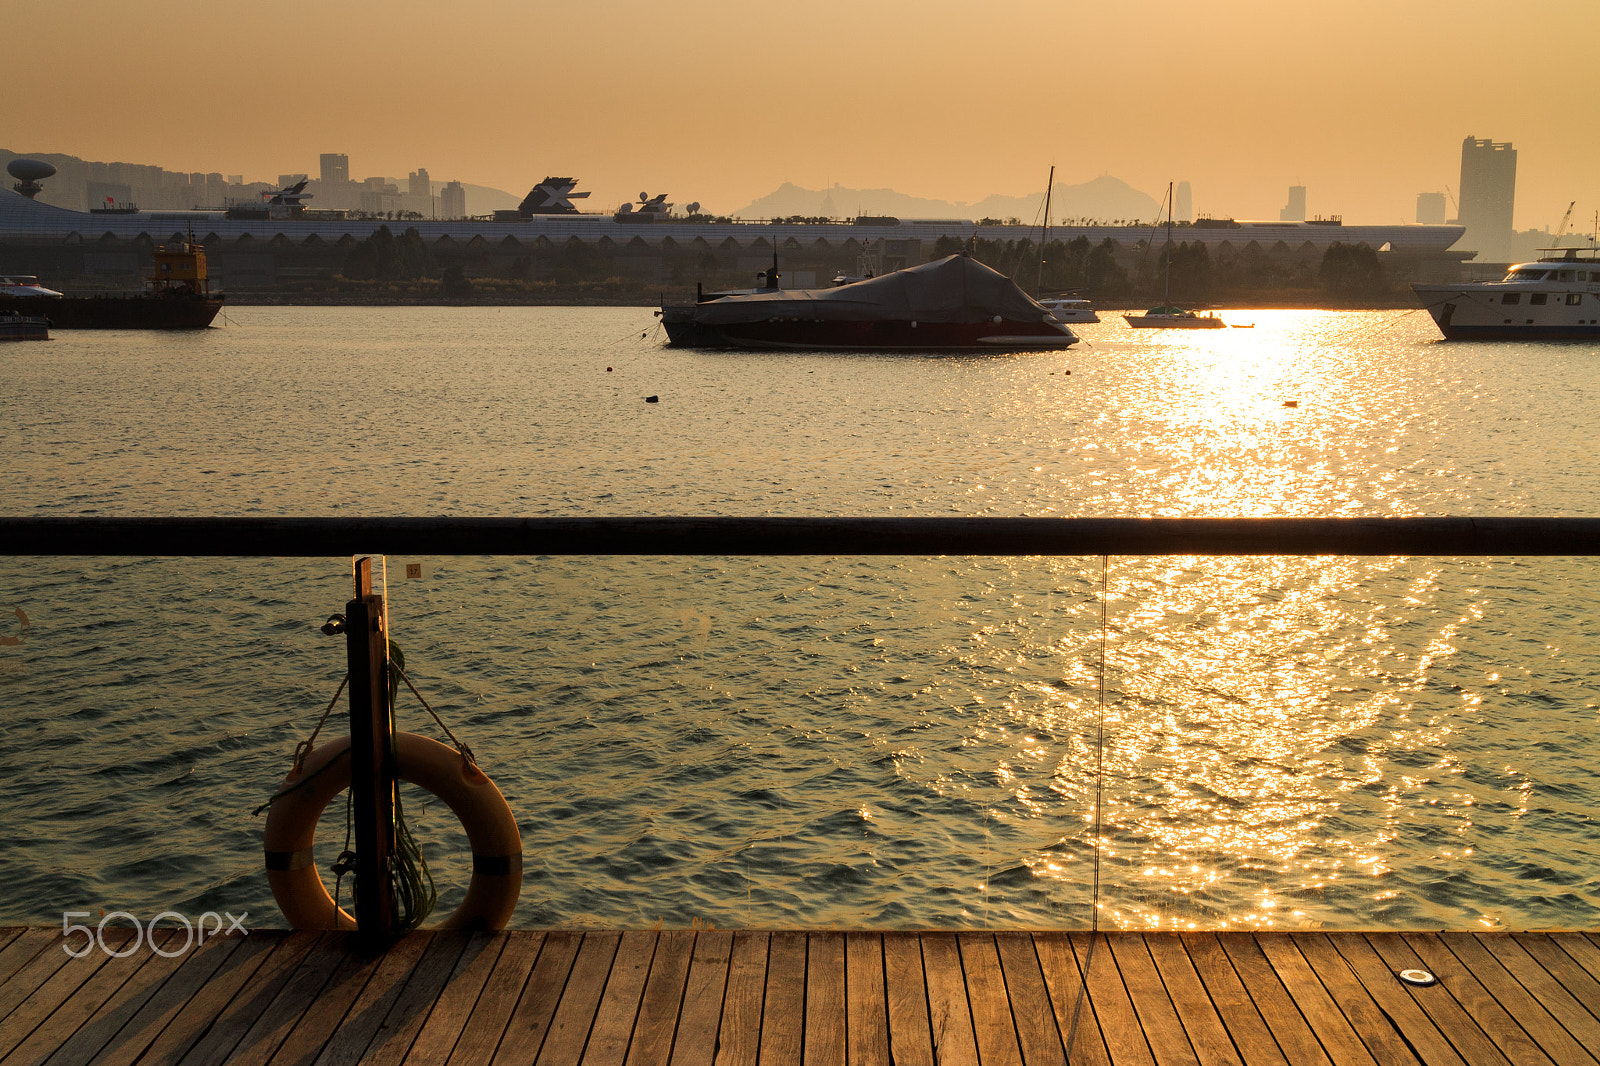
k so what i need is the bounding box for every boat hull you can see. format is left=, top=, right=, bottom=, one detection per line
left=1412, top=282, right=1600, bottom=340
left=0, top=293, right=224, bottom=330
left=0, top=315, right=50, bottom=341
left=1123, top=314, right=1225, bottom=329
left=661, top=308, right=1076, bottom=351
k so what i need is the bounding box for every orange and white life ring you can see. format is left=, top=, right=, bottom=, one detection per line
left=263, top=731, right=521, bottom=930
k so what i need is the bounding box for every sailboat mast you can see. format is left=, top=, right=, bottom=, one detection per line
left=1036, top=165, right=1054, bottom=296
left=1163, top=181, right=1173, bottom=306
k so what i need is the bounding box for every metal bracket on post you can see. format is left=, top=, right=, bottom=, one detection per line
left=346, top=556, right=395, bottom=941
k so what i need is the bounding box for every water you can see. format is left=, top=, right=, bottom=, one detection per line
left=0, top=306, right=1596, bottom=932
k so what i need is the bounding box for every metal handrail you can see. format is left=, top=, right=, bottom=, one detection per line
left=1, top=516, right=1597, bottom=557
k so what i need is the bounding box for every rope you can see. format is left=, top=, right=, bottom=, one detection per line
left=393, top=663, right=476, bottom=766
left=1063, top=554, right=1110, bottom=1062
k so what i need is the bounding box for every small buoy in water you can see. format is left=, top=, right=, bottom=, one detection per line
left=606, top=366, right=613, bottom=372
left=645, top=395, right=659, bottom=403
left=1283, top=400, right=1298, bottom=408
left=1398, top=969, right=1436, bottom=987
left=1064, top=370, right=1071, bottom=375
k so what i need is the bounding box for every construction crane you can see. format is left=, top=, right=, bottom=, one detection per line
left=1551, top=200, right=1577, bottom=246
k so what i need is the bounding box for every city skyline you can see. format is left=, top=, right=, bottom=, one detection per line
left=9, top=1, right=1599, bottom=231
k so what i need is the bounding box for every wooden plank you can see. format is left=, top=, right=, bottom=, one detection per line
left=346, top=930, right=474, bottom=1066
left=1362, top=932, right=1528, bottom=1066
left=758, top=932, right=808, bottom=1066
left=1143, top=935, right=1243, bottom=1066
left=1548, top=932, right=1600, bottom=984
left=0, top=930, right=24, bottom=968
left=402, top=931, right=507, bottom=1064
left=489, top=929, right=583, bottom=1066
left=712, top=932, right=767, bottom=1066
left=260, top=939, right=385, bottom=1066
left=1399, top=932, right=1557, bottom=1066
left=1252, top=934, right=1377, bottom=1066
left=991, top=933, right=1066, bottom=1066
left=40, top=927, right=193, bottom=1065
left=1474, top=933, right=1600, bottom=1057
left=670, top=930, right=733, bottom=1066
left=310, top=930, right=439, bottom=1066
left=1177, top=934, right=1285, bottom=1066
left=881, top=934, right=933, bottom=1066
left=1430, top=933, right=1599, bottom=1066
left=577, top=930, right=655, bottom=1066
left=218, top=931, right=352, bottom=1066
left=1104, top=934, right=1199, bottom=1066
left=535, top=931, right=622, bottom=1066
left=624, top=929, right=695, bottom=1066
left=1024, top=933, right=1108, bottom=1066
left=0, top=931, right=119, bottom=1061
left=1213, top=934, right=1328, bottom=1066
left=89, top=931, right=251, bottom=1066
left=1060, top=932, right=1149, bottom=1066
left=0, top=931, right=76, bottom=1025
left=1316, top=934, right=1469, bottom=1066
left=576, top=928, right=656, bottom=1062
left=919, top=933, right=978, bottom=1066
left=445, top=931, right=548, bottom=1066
left=1289, top=934, right=1423, bottom=1066
left=122, top=933, right=276, bottom=1066
left=1512, top=934, right=1600, bottom=1012
left=803, top=932, right=846, bottom=1066
left=159, top=930, right=314, bottom=1066
left=0, top=929, right=54, bottom=993
left=844, top=932, right=890, bottom=1066
left=4, top=930, right=200, bottom=1066
left=956, top=934, right=1022, bottom=1066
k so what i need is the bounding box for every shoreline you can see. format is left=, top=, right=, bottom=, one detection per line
left=224, top=291, right=1428, bottom=311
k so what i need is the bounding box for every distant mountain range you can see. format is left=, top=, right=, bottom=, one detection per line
left=732, top=175, right=1162, bottom=224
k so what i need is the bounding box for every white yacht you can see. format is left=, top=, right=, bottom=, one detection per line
left=1413, top=245, right=1600, bottom=339
left=1038, top=296, right=1100, bottom=323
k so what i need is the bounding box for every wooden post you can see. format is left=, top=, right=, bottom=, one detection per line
left=346, top=557, right=395, bottom=940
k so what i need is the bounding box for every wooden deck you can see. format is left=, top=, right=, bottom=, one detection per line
left=2, top=927, right=1599, bottom=1065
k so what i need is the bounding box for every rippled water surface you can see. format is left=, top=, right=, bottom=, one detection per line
left=1, top=306, right=1597, bottom=931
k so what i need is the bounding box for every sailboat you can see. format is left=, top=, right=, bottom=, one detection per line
left=1036, top=165, right=1101, bottom=324
left=1124, top=182, right=1225, bottom=329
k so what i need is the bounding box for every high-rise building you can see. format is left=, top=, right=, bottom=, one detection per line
left=440, top=180, right=467, bottom=220
left=1279, top=185, right=1307, bottom=222
left=408, top=168, right=430, bottom=198
left=1456, top=136, right=1516, bottom=261
left=1175, top=181, right=1193, bottom=223
left=1416, top=192, right=1447, bottom=225
left=320, top=153, right=349, bottom=185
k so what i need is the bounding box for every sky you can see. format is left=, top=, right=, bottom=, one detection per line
left=10, top=0, right=1600, bottom=231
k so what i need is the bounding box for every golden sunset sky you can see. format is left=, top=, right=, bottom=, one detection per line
left=11, top=0, right=1599, bottom=229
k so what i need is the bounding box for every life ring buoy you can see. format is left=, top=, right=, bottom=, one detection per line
left=263, top=731, right=521, bottom=930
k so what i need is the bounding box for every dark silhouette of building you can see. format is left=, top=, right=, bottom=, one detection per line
left=1279, top=185, right=1306, bottom=222
left=1456, top=136, right=1516, bottom=262
left=1416, top=192, right=1446, bottom=225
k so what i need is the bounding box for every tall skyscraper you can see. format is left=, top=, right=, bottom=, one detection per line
left=320, top=153, right=349, bottom=185
left=441, top=180, right=466, bottom=220
left=1457, top=136, right=1516, bottom=261
left=1416, top=192, right=1447, bottom=225
left=1279, top=185, right=1307, bottom=222
left=408, top=168, right=430, bottom=198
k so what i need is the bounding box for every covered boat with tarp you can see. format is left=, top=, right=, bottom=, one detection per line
left=658, top=254, right=1077, bottom=350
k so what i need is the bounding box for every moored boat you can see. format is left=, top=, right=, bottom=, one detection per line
left=0, top=233, right=224, bottom=330
left=1039, top=295, right=1101, bottom=323
left=659, top=254, right=1077, bottom=351
left=0, top=311, right=49, bottom=341
left=1412, top=244, right=1600, bottom=339
left=1123, top=182, right=1226, bottom=329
